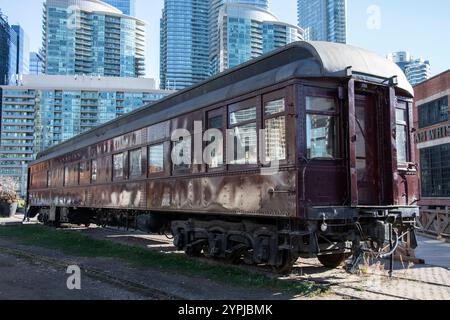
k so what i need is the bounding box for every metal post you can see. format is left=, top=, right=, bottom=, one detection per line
left=389, top=223, right=394, bottom=277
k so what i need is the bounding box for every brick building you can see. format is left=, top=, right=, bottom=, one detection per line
left=414, top=69, right=450, bottom=237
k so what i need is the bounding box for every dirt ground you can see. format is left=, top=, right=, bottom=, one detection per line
left=0, top=223, right=449, bottom=300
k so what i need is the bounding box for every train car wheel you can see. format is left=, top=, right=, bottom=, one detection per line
left=185, top=245, right=204, bottom=257
left=272, top=251, right=297, bottom=274
left=318, top=253, right=347, bottom=269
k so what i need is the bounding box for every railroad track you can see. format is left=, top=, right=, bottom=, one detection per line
left=6, top=225, right=448, bottom=300
left=0, top=245, right=182, bottom=300
left=83, top=226, right=450, bottom=300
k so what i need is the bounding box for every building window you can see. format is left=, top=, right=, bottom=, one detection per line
left=229, top=106, right=258, bottom=165
left=91, top=160, right=98, bottom=183
left=129, top=149, right=142, bottom=177
left=420, top=144, right=450, bottom=197
left=264, top=99, right=286, bottom=162
left=148, top=144, right=164, bottom=174
left=396, top=101, right=410, bottom=163
left=418, top=96, right=448, bottom=128
left=306, top=96, right=338, bottom=159
left=113, top=153, right=124, bottom=179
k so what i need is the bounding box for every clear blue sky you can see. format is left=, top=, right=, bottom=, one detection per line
left=1, top=0, right=449, bottom=82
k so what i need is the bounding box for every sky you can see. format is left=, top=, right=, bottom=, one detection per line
left=0, top=0, right=449, bottom=83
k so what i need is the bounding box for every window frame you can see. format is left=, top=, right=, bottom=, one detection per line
left=148, top=143, right=166, bottom=177
left=205, top=107, right=226, bottom=172
left=64, top=166, right=69, bottom=187
left=227, top=97, right=260, bottom=169
left=112, top=152, right=125, bottom=181
left=304, top=93, right=341, bottom=160
left=47, top=170, right=51, bottom=188
left=91, top=159, right=98, bottom=184
left=262, top=91, right=289, bottom=166
left=395, top=100, right=411, bottom=165
left=129, top=148, right=144, bottom=178
left=171, top=134, right=192, bottom=175
left=418, top=96, right=448, bottom=129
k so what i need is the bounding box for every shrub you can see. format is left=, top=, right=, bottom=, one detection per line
left=0, top=189, right=19, bottom=204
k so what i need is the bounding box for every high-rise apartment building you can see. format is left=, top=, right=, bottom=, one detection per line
left=160, top=0, right=210, bottom=90
left=160, top=0, right=300, bottom=90
left=42, top=0, right=145, bottom=78
left=0, top=75, right=172, bottom=196
left=297, top=0, right=347, bottom=43
left=213, top=4, right=303, bottom=72
left=405, top=59, right=431, bottom=87
left=209, top=0, right=269, bottom=75
left=388, top=51, right=431, bottom=86
left=103, top=0, right=136, bottom=16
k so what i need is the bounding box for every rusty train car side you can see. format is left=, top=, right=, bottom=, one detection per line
left=27, top=42, right=419, bottom=272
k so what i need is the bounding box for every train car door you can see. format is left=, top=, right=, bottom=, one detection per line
left=354, top=93, right=380, bottom=205
left=299, top=86, right=348, bottom=208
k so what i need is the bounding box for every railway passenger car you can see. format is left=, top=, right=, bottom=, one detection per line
left=27, top=41, right=419, bottom=272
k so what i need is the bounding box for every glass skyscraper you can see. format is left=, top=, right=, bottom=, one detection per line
left=0, top=75, right=172, bottom=196
left=0, top=12, right=10, bottom=85
left=297, top=0, right=347, bottom=43
left=103, top=0, right=136, bottom=16
left=213, top=4, right=303, bottom=72
left=10, top=25, right=30, bottom=77
left=42, top=0, right=145, bottom=77
left=160, top=0, right=210, bottom=90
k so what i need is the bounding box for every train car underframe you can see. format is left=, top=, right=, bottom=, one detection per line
left=34, top=205, right=418, bottom=274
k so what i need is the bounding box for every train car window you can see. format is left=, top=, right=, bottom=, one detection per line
left=129, top=148, right=143, bottom=177
left=230, top=107, right=257, bottom=125
left=306, top=96, right=338, bottom=159
left=396, top=101, right=410, bottom=163
left=265, top=99, right=285, bottom=115
left=113, top=153, right=124, bottom=179
left=64, top=166, right=69, bottom=187
left=172, top=136, right=192, bottom=172
left=264, top=99, right=286, bottom=162
left=47, top=170, right=51, bottom=188
left=148, top=144, right=164, bottom=174
left=206, top=113, right=224, bottom=168
left=91, top=159, right=98, bottom=183
left=306, top=96, right=336, bottom=112
left=79, top=162, right=86, bottom=185
left=229, top=107, right=258, bottom=165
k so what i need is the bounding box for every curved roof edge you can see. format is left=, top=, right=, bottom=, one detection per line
left=302, top=41, right=414, bottom=96
left=34, top=41, right=414, bottom=162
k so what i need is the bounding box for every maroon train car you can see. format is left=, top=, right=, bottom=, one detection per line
left=27, top=41, right=419, bottom=272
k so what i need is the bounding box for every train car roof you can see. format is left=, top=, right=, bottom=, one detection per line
left=34, top=41, right=413, bottom=164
